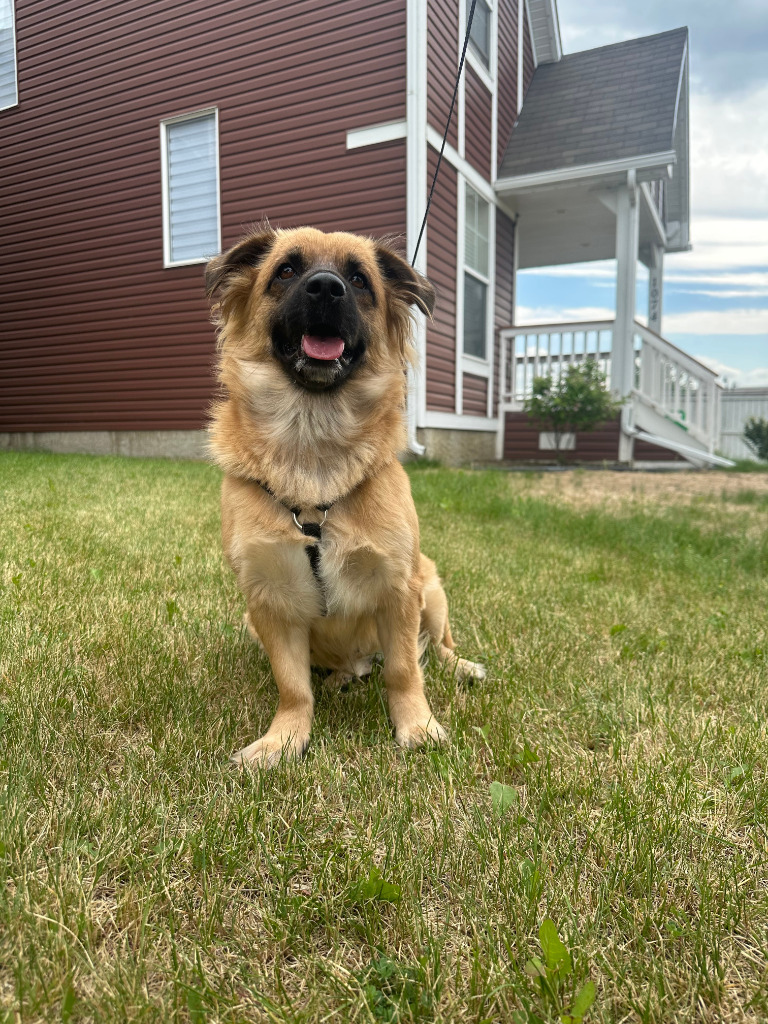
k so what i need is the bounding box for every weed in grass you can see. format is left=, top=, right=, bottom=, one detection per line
left=515, top=919, right=596, bottom=1024
left=356, top=955, right=433, bottom=1022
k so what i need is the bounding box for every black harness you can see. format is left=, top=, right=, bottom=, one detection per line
left=255, top=480, right=333, bottom=612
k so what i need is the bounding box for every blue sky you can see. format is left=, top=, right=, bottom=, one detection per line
left=516, top=0, right=768, bottom=387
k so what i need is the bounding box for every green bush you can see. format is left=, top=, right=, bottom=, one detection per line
left=523, top=360, right=621, bottom=462
left=743, top=417, right=768, bottom=462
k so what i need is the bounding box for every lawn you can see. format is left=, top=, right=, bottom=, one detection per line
left=1, top=452, right=767, bottom=1023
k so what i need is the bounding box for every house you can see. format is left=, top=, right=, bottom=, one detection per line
left=0, top=0, right=725, bottom=466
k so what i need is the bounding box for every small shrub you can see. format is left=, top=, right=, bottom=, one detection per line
left=523, top=361, right=621, bottom=463
left=743, top=417, right=768, bottom=462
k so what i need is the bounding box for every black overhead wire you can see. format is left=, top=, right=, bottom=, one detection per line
left=411, top=0, right=478, bottom=268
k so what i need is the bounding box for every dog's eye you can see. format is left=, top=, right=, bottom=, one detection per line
left=350, top=272, right=367, bottom=290
left=277, top=264, right=295, bottom=280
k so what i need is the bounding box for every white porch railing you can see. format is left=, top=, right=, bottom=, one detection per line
left=497, top=319, right=722, bottom=454
left=632, top=322, right=721, bottom=451
left=498, top=320, right=616, bottom=405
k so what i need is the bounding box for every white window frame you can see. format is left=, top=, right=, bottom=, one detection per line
left=457, top=180, right=495, bottom=411
left=0, top=0, right=19, bottom=112
left=465, top=0, right=496, bottom=94
left=160, top=107, right=221, bottom=268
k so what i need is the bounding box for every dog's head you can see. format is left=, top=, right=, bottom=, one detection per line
left=205, top=226, right=435, bottom=392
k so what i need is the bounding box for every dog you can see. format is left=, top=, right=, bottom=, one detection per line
left=205, top=226, right=484, bottom=767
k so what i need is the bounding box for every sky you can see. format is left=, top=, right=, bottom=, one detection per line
left=515, top=0, right=768, bottom=388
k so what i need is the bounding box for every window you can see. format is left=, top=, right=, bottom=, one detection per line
left=161, top=109, right=220, bottom=266
left=0, top=0, right=18, bottom=111
left=463, top=184, right=490, bottom=360
left=468, top=0, right=491, bottom=69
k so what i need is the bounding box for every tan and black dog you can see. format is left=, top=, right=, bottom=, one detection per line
left=206, top=226, right=484, bottom=767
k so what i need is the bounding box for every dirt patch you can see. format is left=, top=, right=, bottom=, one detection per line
left=507, top=469, right=768, bottom=514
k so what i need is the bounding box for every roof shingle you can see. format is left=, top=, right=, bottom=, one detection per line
left=498, top=27, right=688, bottom=179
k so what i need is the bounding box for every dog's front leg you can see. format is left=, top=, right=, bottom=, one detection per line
left=232, top=609, right=313, bottom=768
left=377, top=594, right=447, bottom=749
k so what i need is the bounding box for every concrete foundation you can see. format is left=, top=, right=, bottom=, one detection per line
left=0, top=430, right=209, bottom=460
left=1, top=426, right=499, bottom=468
left=416, top=427, right=497, bottom=465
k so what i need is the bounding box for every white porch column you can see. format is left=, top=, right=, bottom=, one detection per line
left=648, top=243, right=664, bottom=335
left=613, top=177, right=639, bottom=462
left=613, top=180, right=639, bottom=397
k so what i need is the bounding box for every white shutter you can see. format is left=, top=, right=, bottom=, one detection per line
left=0, top=0, right=18, bottom=111
left=163, top=111, right=220, bottom=264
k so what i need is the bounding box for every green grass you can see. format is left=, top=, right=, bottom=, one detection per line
left=725, top=459, right=768, bottom=474
left=1, top=452, right=767, bottom=1023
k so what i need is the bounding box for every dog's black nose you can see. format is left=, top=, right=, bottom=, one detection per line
left=305, top=272, right=346, bottom=302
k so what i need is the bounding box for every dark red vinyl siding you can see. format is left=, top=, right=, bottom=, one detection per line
left=425, top=151, right=457, bottom=412
left=503, top=413, right=685, bottom=462
left=493, top=210, right=516, bottom=416
left=462, top=373, right=488, bottom=416
left=497, top=0, right=520, bottom=166
left=464, top=65, right=492, bottom=179
left=0, top=0, right=407, bottom=432
left=427, top=0, right=459, bottom=150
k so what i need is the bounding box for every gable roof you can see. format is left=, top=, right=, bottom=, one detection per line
left=499, top=27, right=688, bottom=179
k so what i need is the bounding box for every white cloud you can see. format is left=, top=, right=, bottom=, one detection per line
left=662, top=309, right=768, bottom=335
left=668, top=216, right=768, bottom=282
left=516, top=305, right=616, bottom=325
left=520, top=262, right=615, bottom=281
left=694, top=356, right=768, bottom=388
left=687, top=88, right=768, bottom=218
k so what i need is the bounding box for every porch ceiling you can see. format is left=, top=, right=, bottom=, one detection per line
left=504, top=182, right=666, bottom=269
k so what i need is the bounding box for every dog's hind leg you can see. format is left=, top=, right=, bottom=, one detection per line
left=421, top=571, right=486, bottom=682
left=243, top=610, right=265, bottom=652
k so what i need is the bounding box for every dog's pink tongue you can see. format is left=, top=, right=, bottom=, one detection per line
left=301, top=335, right=345, bottom=360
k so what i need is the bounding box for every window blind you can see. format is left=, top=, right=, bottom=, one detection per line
left=0, top=0, right=18, bottom=111
left=165, top=113, right=219, bottom=264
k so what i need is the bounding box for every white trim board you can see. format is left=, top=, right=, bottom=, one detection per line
left=406, top=0, right=429, bottom=444
left=424, top=411, right=499, bottom=432
left=426, top=126, right=496, bottom=204
left=640, top=182, right=667, bottom=247
left=346, top=120, right=407, bottom=150
left=496, top=151, right=677, bottom=193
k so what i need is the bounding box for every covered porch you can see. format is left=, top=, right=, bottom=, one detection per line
left=493, top=27, right=727, bottom=465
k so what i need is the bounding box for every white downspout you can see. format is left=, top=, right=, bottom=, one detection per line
left=406, top=0, right=428, bottom=455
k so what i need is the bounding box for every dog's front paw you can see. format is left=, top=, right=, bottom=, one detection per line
left=395, top=717, right=448, bottom=750
left=231, top=731, right=309, bottom=769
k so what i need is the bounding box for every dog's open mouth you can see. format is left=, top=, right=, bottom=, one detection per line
left=301, top=334, right=345, bottom=361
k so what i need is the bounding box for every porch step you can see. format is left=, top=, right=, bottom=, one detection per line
left=629, top=391, right=723, bottom=466
left=630, top=429, right=735, bottom=468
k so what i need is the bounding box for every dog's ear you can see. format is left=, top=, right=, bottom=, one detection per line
left=205, top=228, right=277, bottom=300
left=375, top=241, right=436, bottom=318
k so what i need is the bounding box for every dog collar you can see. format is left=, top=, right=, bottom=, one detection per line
left=254, top=479, right=333, bottom=537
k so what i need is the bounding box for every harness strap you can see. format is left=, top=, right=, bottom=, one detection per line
left=254, top=479, right=333, bottom=614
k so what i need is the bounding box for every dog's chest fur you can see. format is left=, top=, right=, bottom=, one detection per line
left=231, top=513, right=415, bottom=627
